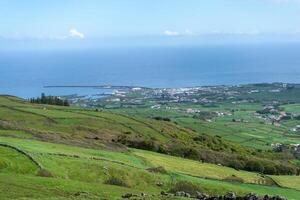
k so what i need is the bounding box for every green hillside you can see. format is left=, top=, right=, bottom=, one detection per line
left=1, top=136, right=300, bottom=200
left=0, top=96, right=298, bottom=175
left=0, top=95, right=300, bottom=199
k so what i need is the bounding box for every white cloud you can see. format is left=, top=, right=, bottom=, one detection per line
left=69, top=29, right=85, bottom=39
left=49, top=28, right=85, bottom=40
left=164, top=30, right=180, bottom=36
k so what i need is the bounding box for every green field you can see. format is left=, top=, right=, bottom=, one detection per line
left=113, top=101, right=300, bottom=150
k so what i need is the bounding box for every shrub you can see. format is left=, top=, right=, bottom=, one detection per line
left=228, top=160, right=245, bottom=170
left=276, top=164, right=298, bottom=175
left=263, top=163, right=277, bottom=175
left=105, top=176, right=129, bottom=187
left=147, top=166, right=167, bottom=174
left=223, top=175, right=244, bottom=183
left=120, top=137, right=162, bottom=152
left=193, top=135, right=209, bottom=142
left=153, top=116, right=171, bottom=122
left=37, top=169, right=53, bottom=177
left=245, top=160, right=265, bottom=173
left=169, top=181, right=203, bottom=196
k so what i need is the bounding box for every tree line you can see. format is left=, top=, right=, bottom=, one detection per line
left=29, top=93, right=70, bottom=106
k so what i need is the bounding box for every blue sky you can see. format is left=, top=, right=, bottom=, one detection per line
left=1, top=0, right=300, bottom=47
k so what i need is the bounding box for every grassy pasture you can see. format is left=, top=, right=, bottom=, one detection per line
left=1, top=137, right=300, bottom=199
left=281, top=104, right=300, bottom=114
left=271, top=175, right=300, bottom=191
left=133, top=149, right=266, bottom=184
left=0, top=146, right=39, bottom=174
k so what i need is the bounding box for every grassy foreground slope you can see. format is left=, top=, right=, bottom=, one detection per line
left=0, top=96, right=300, bottom=199
left=1, top=137, right=300, bottom=200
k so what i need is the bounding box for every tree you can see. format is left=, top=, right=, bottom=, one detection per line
left=63, top=99, right=70, bottom=106
left=29, top=93, right=70, bottom=106
left=41, top=93, right=46, bottom=104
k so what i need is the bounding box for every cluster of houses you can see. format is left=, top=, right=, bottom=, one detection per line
left=290, top=125, right=300, bottom=133
left=271, top=143, right=300, bottom=152
left=254, top=105, right=290, bottom=126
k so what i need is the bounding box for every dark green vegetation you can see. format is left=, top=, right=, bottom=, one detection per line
left=0, top=89, right=300, bottom=199
left=29, top=93, right=69, bottom=106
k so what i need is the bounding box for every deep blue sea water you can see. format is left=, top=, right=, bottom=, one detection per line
left=1, top=44, right=300, bottom=98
